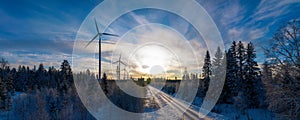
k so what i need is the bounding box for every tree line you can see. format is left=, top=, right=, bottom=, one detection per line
left=198, top=19, right=299, bottom=119
left=0, top=59, right=94, bottom=119
left=200, top=41, right=266, bottom=110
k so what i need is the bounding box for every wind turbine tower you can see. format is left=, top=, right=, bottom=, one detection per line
left=85, top=18, right=119, bottom=80
left=113, top=55, right=127, bottom=80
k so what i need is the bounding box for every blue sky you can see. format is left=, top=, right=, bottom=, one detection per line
left=0, top=0, right=299, bottom=72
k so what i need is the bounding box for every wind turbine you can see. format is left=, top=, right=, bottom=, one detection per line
left=113, top=55, right=127, bottom=80
left=85, top=18, right=119, bottom=80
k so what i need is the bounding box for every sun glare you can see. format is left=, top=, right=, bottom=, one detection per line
left=111, top=23, right=199, bottom=79
left=129, top=44, right=176, bottom=75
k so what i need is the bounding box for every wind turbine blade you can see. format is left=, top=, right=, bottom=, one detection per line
left=85, top=34, right=98, bottom=48
left=94, top=18, right=100, bottom=34
left=120, top=61, right=127, bottom=66
left=112, top=61, right=118, bottom=64
left=102, top=33, right=119, bottom=37
left=101, top=41, right=116, bottom=44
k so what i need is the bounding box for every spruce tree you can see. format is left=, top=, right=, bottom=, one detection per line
left=212, top=47, right=223, bottom=67
left=59, top=60, right=73, bottom=94
left=0, top=77, right=5, bottom=109
left=244, top=42, right=266, bottom=108
left=212, top=47, right=226, bottom=103
left=101, top=72, right=108, bottom=95
left=223, top=41, right=239, bottom=103
left=0, top=58, right=13, bottom=110
left=5, top=67, right=13, bottom=110
left=235, top=41, right=248, bottom=110
left=58, top=60, right=73, bottom=108
left=236, top=41, right=246, bottom=91
left=36, top=63, right=45, bottom=90
left=202, top=51, right=211, bottom=96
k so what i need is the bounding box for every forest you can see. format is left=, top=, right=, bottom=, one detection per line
left=0, top=20, right=299, bottom=120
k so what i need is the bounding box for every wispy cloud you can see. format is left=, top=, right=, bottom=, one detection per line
left=0, top=50, right=72, bottom=69
left=109, top=24, right=206, bottom=77
left=248, top=0, right=299, bottom=25
left=0, top=1, right=101, bottom=70
left=204, top=0, right=299, bottom=46
left=129, top=12, right=150, bottom=25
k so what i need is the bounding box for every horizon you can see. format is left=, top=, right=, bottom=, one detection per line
left=0, top=1, right=299, bottom=119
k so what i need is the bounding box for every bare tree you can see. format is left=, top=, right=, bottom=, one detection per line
left=0, top=58, right=9, bottom=70
left=265, top=19, right=300, bottom=67
left=264, top=19, right=300, bottom=119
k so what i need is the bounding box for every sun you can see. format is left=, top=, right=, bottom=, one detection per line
left=129, top=43, right=178, bottom=76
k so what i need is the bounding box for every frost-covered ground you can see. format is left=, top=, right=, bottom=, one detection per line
left=212, top=104, right=275, bottom=120
left=160, top=86, right=276, bottom=120
left=94, top=82, right=218, bottom=119
left=0, top=90, right=276, bottom=120
left=0, top=92, right=23, bottom=120
left=191, top=96, right=276, bottom=120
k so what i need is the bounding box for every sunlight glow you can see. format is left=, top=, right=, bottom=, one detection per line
left=129, top=44, right=175, bottom=74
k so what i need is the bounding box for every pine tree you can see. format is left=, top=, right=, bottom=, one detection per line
left=59, top=60, right=73, bottom=94
left=9, top=68, right=16, bottom=95
left=15, top=65, right=23, bottom=91
left=223, top=41, right=239, bottom=103
left=48, top=89, right=59, bottom=120
left=236, top=41, right=246, bottom=91
left=0, top=58, right=13, bottom=110
left=58, top=60, right=73, bottom=109
left=244, top=42, right=266, bottom=108
left=5, top=67, right=13, bottom=110
left=101, top=72, right=108, bottom=95
left=0, top=58, right=8, bottom=70
left=27, top=67, right=35, bottom=93
left=212, top=47, right=226, bottom=103
left=48, top=66, right=58, bottom=88
left=202, top=51, right=211, bottom=96
left=203, top=51, right=212, bottom=79
left=212, top=47, right=223, bottom=68
left=233, top=41, right=249, bottom=110
left=0, top=77, right=5, bottom=109
left=35, top=63, right=46, bottom=90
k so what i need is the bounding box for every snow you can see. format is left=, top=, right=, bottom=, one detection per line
left=0, top=88, right=275, bottom=120
left=0, top=92, right=25, bottom=120
left=213, top=104, right=275, bottom=120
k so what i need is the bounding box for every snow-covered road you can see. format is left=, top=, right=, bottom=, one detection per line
left=145, top=86, right=224, bottom=120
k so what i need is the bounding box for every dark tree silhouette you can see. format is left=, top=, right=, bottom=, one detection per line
left=244, top=42, right=266, bottom=108
left=101, top=72, right=108, bottom=95
left=201, top=51, right=211, bottom=97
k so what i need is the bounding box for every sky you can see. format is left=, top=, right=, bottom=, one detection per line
left=0, top=0, right=299, bottom=78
